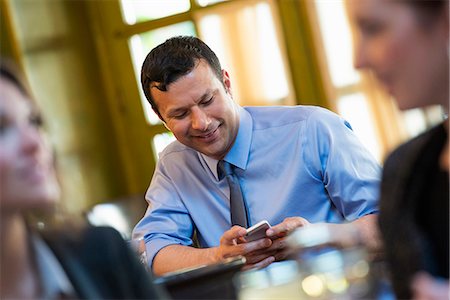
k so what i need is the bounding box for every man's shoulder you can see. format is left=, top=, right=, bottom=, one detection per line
left=244, top=105, right=334, bottom=130
left=158, top=140, right=198, bottom=161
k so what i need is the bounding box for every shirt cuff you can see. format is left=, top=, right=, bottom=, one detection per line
left=144, top=238, right=185, bottom=270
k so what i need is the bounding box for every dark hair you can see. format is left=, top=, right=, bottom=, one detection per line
left=0, top=59, right=31, bottom=98
left=140, top=36, right=223, bottom=120
left=404, top=0, right=448, bottom=26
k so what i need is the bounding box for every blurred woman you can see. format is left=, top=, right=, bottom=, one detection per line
left=0, top=60, right=166, bottom=299
left=346, top=0, right=449, bottom=299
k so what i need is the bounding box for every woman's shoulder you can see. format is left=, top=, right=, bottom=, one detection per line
left=40, top=226, right=165, bottom=299
left=385, top=123, right=446, bottom=169
left=41, top=225, right=128, bottom=256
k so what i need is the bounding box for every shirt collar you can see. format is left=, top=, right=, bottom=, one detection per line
left=201, top=106, right=253, bottom=179
left=32, top=233, right=76, bottom=299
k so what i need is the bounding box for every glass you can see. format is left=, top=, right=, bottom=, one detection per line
left=402, top=105, right=445, bottom=139
left=120, top=0, right=190, bottom=24
left=254, top=2, right=289, bottom=102
left=235, top=260, right=302, bottom=299
left=152, top=132, right=176, bottom=160
left=283, top=224, right=376, bottom=299
left=86, top=203, right=132, bottom=239
left=314, top=0, right=360, bottom=87
left=424, top=105, right=446, bottom=126
left=402, top=108, right=427, bottom=138
left=337, top=93, right=380, bottom=161
left=196, top=0, right=228, bottom=7
left=296, top=249, right=372, bottom=299
left=235, top=254, right=373, bottom=299
left=197, top=0, right=291, bottom=105
left=129, top=22, right=196, bottom=124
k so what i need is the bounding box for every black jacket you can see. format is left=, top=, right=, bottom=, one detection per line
left=42, top=226, right=168, bottom=299
left=379, top=123, right=449, bottom=298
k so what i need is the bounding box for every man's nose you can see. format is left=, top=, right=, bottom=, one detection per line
left=191, top=107, right=210, bottom=131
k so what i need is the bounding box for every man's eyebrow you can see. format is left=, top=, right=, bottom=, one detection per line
left=166, top=89, right=217, bottom=117
left=167, top=106, right=187, bottom=117
left=198, top=89, right=214, bottom=102
left=201, top=88, right=220, bottom=101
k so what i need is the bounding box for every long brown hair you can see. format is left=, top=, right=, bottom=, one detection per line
left=0, top=59, right=33, bottom=99
left=1, top=58, right=87, bottom=232
left=403, top=0, right=448, bottom=26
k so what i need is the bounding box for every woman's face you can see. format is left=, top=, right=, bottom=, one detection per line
left=347, top=0, right=449, bottom=110
left=0, top=76, right=60, bottom=214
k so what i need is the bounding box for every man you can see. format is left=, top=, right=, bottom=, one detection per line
left=133, top=36, right=380, bottom=276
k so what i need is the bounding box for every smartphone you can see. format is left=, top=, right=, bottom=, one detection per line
left=245, top=220, right=271, bottom=242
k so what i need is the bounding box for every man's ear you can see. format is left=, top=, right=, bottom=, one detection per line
left=152, top=107, right=170, bottom=130
left=222, top=69, right=233, bottom=98
left=162, top=121, right=170, bottom=131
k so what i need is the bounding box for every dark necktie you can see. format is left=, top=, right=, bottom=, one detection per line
left=218, top=160, right=249, bottom=228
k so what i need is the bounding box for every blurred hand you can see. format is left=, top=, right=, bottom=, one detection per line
left=411, top=271, right=449, bottom=300
left=266, top=217, right=310, bottom=240
left=323, top=223, right=361, bottom=248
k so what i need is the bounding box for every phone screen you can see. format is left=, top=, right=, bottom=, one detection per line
left=245, top=220, right=271, bottom=242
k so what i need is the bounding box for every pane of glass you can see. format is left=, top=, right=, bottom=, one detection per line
left=255, top=3, right=289, bottom=102
left=87, top=204, right=132, bottom=239
left=129, top=22, right=196, bottom=124
left=152, top=132, right=176, bottom=160
left=337, top=93, right=380, bottom=162
left=424, top=105, right=446, bottom=127
left=402, top=108, right=427, bottom=138
left=120, top=0, right=190, bottom=24
left=314, top=1, right=360, bottom=87
left=196, top=0, right=228, bottom=7
left=197, top=0, right=292, bottom=105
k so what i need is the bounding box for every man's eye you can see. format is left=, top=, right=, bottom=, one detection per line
left=173, top=111, right=188, bottom=119
left=201, top=97, right=213, bottom=106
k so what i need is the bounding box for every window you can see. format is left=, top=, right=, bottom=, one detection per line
left=129, top=22, right=196, bottom=125
left=121, top=0, right=191, bottom=24
left=312, top=1, right=381, bottom=161
left=119, top=0, right=293, bottom=155
left=310, top=1, right=445, bottom=162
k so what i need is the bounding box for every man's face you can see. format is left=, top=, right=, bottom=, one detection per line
left=151, top=59, right=240, bottom=160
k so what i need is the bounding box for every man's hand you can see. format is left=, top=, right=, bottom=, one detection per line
left=153, top=226, right=273, bottom=275
left=215, top=226, right=273, bottom=269
left=266, top=217, right=310, bottom=239
left=241, top=217, right=310, bottom=270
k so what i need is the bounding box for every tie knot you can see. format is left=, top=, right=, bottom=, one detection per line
left=217, top=160, right=234, bottom=180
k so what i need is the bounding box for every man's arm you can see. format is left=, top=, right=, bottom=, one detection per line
left=152, top=226, right=274, bottom=276
left=322, top=214, right=382, bottom=253
left=350, top=214, right=382, bottom=251
left=253, top=214, right=381, bottom=261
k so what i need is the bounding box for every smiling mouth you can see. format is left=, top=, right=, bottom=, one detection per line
left=195, top=126, right=220, bottom=141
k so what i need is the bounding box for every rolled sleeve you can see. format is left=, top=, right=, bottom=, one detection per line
left=133, top=161, right=195, bottom=269
left=304, top=108, right=381, bottom=220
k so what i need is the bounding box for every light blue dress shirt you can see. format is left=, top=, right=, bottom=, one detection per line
left=133, top=105, right=381, bottom=268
